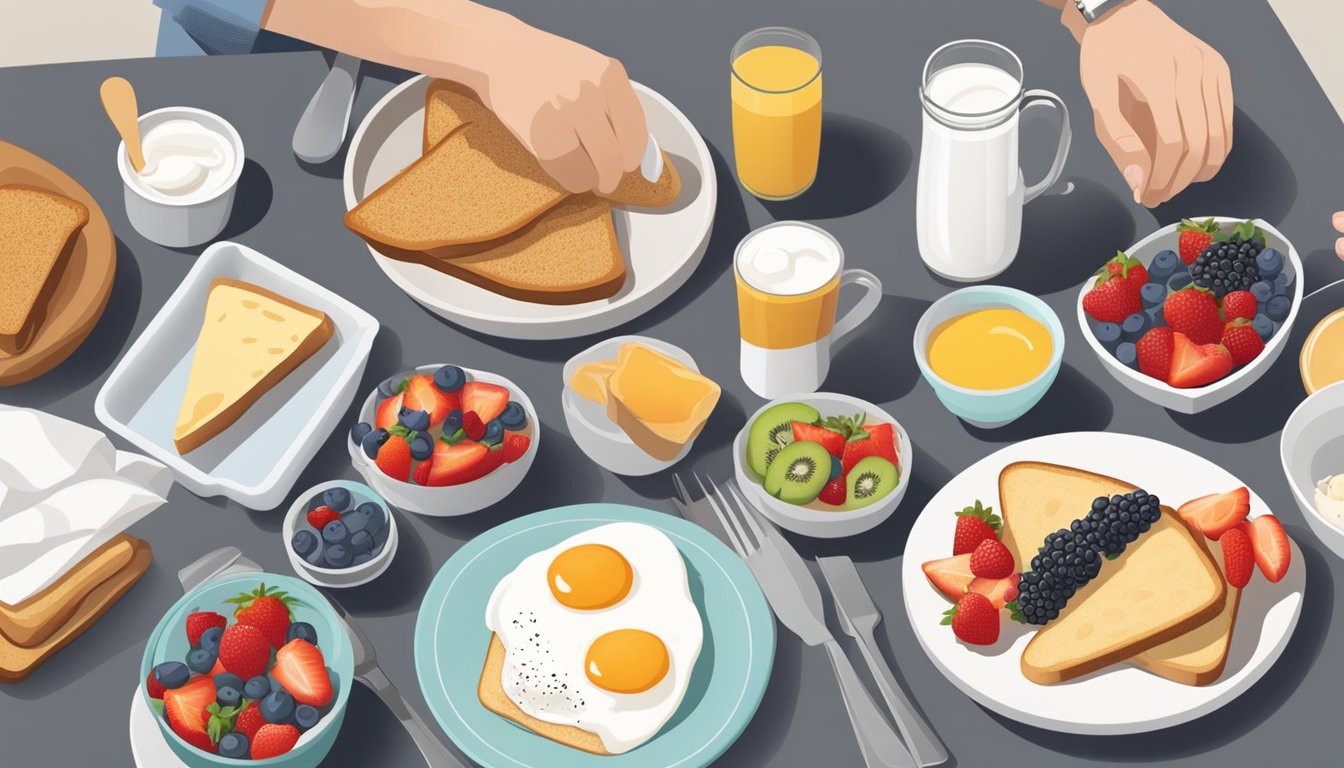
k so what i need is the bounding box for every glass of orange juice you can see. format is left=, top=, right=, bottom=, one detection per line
left=731, top=27, right=823, bottom=200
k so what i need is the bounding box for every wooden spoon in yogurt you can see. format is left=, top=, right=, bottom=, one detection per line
left=99, top=76, right=145, bottom=172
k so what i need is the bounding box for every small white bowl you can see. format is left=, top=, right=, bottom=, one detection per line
left=284, top=480, right=399, bottom=588
left=1077, top=216, right=1303, bottom=414
left=1280, top=380, right=1344, bottom=560
left=117, top=106, right=244, bottom=248
left=347, top=365, right=538, bottom=516
left=732, top=392, right=913, bottom=538
left=561, top=335, right=702, bottom=476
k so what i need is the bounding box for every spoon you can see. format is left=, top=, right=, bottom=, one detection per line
left=100, top=76, right=145, bottom=172
left=293, top=52, right=361, bottom=164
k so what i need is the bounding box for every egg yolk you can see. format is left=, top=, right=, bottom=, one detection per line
left=547, top=544, right=633, bottom=610
left=585, top=629, right=670, bottom=694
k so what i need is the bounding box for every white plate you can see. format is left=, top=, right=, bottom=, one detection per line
left=343, top=76, right=716, bottom=340
left=95, top=242, right=379, bottom=510
left=129, top=685, right=186, bottom=768
left=901, top=432, right=1303, bottom=734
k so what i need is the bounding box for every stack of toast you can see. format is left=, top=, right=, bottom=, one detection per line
left=0, top=534, right=151, bottom=683
left=345, top=80, right=680, bottom=305
left=0, top=184, right=89, bottom=356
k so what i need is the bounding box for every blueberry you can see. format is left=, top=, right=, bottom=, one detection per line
left=293, top=704, right=321, bottom=732
left=199, top=625, right=223, bottom=654
left=1251, top=280, right=1274, bottom=304
left=398, top=407, right=431, bottom=432
left=1148, top=250, right=1179, bottom=282
left=353, top=501, right=386, bottom=533
left=218, top=732, right=249, bottom=759
left=443, top=409, right=463, bottom=433
left=1256, top=248, right=1284, bottom=280
left=292, top=529, right=319, bottom=558
left=1168, top=271, right=1192, bottom=291
left=322, top=519, right=350, bottom=545
left=828, top=458, right=842, bottom=480
left=304, top=539, right=325, bottom=566
left=287, top=621, right=319, bottom=646
left=244, top=675, right=271, bottom=700
left=350, top=421, right=372, bottom=445
left=216, top=681, right=242, bottom=707
left=350, top=529, right=374, bottom=555
left=1093, top=322, right=1121, bottom=350
left=377, top=377, right=403, bottom=398
left=1144, top=305, right=1164, bottom=328
left=1252, top=314, right=1274, bottom=341
left=261, top=689, right=295, bottom=723
left=361, top=428, right=389, bottom=459
left=372, top=523, right=390, bottom=546
left=187, top=647, right=216, bottom=674
left=214, top=672, right=244, bottom=693
left=1120, top=312, right=1149, bottom=343
left=1139, top=282, right=1165, bottom=308
left=497, top=401, right=528, bottom=431
left=353, top=552, right=373, bottom=566
left=410, top=432, right=435, bottom=461
left=153, top=661, right=190, bottom=690
left=1273, top=271, right=1294, bottom=296
left=1266, top=295, right=1291, bottom=322
left=481, top=419, right=504, bottom=447
left=322, top=487, right=352, bottom=512
left=371, top=541, right=386, bottom=558
left=1115, top=342, right=1138, bottom=370
left=324, top=543, right=354, bottom=569
left=433, top=364, right=467, bottom=393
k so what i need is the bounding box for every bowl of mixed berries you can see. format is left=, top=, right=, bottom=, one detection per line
left=141, top=574, right=352, bottom=766
left=347, top=364, right=538, bottom=516
left=284, top=482, right=396, bottom=588
left=1077, top=217, right=1303, bottom=413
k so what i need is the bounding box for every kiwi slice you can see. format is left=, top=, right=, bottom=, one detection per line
left=845, top=456, right=900, bottom=510
left=746, top=402, right=820, bottom=478
left=764, top=441, right=832, bottom=504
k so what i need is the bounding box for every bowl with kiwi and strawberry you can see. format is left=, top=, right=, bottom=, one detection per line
left=732, top=393, right=913, bottom=538
left=1076, top=217, right=1303, bottom=414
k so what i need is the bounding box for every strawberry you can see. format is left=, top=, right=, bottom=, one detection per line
left=461, top=381, right=511, bottom=424
left=208, top=658, right=226, bottom=677
left=461, top=410, right=486, bottom=442
left=251, top=724, right=302, bottom=760
left=374, top=392, right=404, bottom=430
left=1219, top=527, right=1254, bottom=589
left=952, top=500, right=1000, bottom=555
left=1083, top=257, right=1143, bottom=323
left=942, top=592, right=1000, bottom=645
left=1167, top=332, right=1233, bottom=388
left=185, top=611, right=226, bottom=647
left=922, top=555, right=1018, bottom=609
left=1177, top=217, right=1220, bottom=264
left=234, top=701, right=266, bottom=740
left=402, top=374, right=458, bottom=426
left=145, top=671, right=167, bottom=699
left=1221, top=319, right=1265, bottom=366
left=1222, top=290, right=1258, bottom=323
left=413, top=459, right=431, bottom=485
left=1177, top=487, right=1250, bottom=539
left=1164, top=287, right=1223, bottom=345
left=164, top=675, right=217, bottom=753
left=272, top=639, right=333, bottom=707
left=500, top=433, right=531, bottom=463
left=375, top=433, right=413, bottom=482
left=1099, top=251, right=1149, bottom=290
left=840, top=422, right=899, bottom=475
left=454, top=445, right=506, bottom=484
left=969, top=538, right=1015, bottom=579
left=971, top=575, right=1019, bottom=610
left=1136, top=326, right=1175, bottom=382
left=228, top=583, right=298, bottom=650
left=792, top=421, right=845, bottom=459
left=1242, top=515, right=1291, bottom=583
left=426, top=439, right=489, bottom=486
left=306, top=505, right=341, bottom=530
left=217, top=624, right=270, bottom=680
left=817, top=477, right=846, bottom=506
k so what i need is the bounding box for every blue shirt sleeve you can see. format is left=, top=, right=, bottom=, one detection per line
left=154, top=0, right=272, bottom=55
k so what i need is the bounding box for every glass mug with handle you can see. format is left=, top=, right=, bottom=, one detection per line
left=916, top=39, right=1071, bottom=282
left=736, top=222, right=882, bottom=398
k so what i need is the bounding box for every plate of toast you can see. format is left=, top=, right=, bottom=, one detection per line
left=902, top=431, right=1304, bottom=734
left=0, top=140, right=115, bottom=386
left=344, top=77, right=714, bottom=340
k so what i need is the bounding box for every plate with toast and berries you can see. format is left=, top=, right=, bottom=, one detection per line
left=901, top=431, right=1304, bottom=734
left=1077, top=217, right=1303, bottom=414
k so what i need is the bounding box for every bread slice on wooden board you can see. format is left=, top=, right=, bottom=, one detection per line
left=0, top=184, right=89, bottom=355
left=174, top=278, right=333, bottom=454
left=1131, top=535, right=1241, bottom=686
left=478, top=633, right=611, bottom=755
left=0, top=536, right=151, bottom=683
left=0, top=535, right=138, bottom=648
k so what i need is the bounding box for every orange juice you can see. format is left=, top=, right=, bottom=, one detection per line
left=731, top=42, right=822, bottom=200
left=1301, top=309, right=1344, bottom=393
left=927, top=308, right=1053, bottom=389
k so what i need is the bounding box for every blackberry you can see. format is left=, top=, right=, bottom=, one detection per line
left=1189, top=220, right=1267, bottom=298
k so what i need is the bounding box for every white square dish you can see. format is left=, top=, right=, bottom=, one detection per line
left=94, top=241, right=379, bottom=509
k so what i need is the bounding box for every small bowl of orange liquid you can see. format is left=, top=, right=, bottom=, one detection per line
left=913, top=286, right=1064, bottom=427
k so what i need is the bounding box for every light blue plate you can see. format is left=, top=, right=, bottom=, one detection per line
left=414, top=504, right=775, bottom=768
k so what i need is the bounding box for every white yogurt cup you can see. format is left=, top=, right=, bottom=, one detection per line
left=117, top=106, right=244, bottom=248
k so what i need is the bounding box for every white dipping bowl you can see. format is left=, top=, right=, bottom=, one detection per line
left=732, top=392, right=913, bottom=539
left=347, top=365, right=538, bottom=516
left=284, top=480, right=399, bottom=588
left=561, top=335, right=701, bottom=476
left=117, top=106, right=244, bottom=248
left=1280, top=380, right=1344, bottom=560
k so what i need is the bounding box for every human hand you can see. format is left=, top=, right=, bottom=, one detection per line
left=1334, top=212, right=1344, bottom=260
left=1074, top=0, right=1233, bottom=207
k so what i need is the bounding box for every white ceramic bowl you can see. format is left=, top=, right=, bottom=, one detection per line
left=347, top=365, right=538, bottom=516
left=284, top=480, right=399, bottom=588
left=561, top=335, right=701, bottom=476
left=117, top=106, right=244, bottom=248
left=732, top=392, right=913, bottom=538
left=1077, top=216, right=1303, bottom=414
left=1280, top=380, right=1344, bottom=560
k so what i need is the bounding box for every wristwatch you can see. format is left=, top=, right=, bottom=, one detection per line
left=1073, top=0, right=1132, bottom=23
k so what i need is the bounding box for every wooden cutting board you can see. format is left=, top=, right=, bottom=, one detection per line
left=0, top=139, right=115, bottom=386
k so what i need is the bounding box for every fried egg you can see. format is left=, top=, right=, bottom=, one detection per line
left=485, top=522, right=704, bottom=754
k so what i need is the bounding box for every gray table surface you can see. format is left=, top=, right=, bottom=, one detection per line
left=3, top=1, right=1344, bottom=766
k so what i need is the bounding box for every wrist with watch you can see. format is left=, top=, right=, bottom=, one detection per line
left=1073, top=0, right=1134, bottom=23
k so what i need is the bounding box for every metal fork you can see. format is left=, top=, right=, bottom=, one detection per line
left=694, top=475, right=916, bottom=768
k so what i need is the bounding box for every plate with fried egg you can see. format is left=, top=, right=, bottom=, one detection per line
left=414, top=504, right=774, bottom=767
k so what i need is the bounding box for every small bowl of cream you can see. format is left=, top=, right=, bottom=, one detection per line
left=116, top=106, right=243, bottom=248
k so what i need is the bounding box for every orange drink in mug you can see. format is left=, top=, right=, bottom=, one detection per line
left=731, top=27, right=823, bottom=200
left=736, top=222, right=882, bottom=398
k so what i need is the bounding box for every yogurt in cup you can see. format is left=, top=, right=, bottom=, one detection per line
left=117, top=106, right=243, bottom=248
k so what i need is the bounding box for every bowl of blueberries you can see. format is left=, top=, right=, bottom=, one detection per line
left=284, top=481, right=397, bottom=588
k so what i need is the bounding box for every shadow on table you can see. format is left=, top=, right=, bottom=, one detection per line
left=826, top=293, right=932, bottom=404
left=987, top=530, right=1331, bottom=760
left=959, top=362, right=1114, bottom=443
left=761, top=113, right=910, bottom=221
left=713, top=628, right=805, bottom=768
